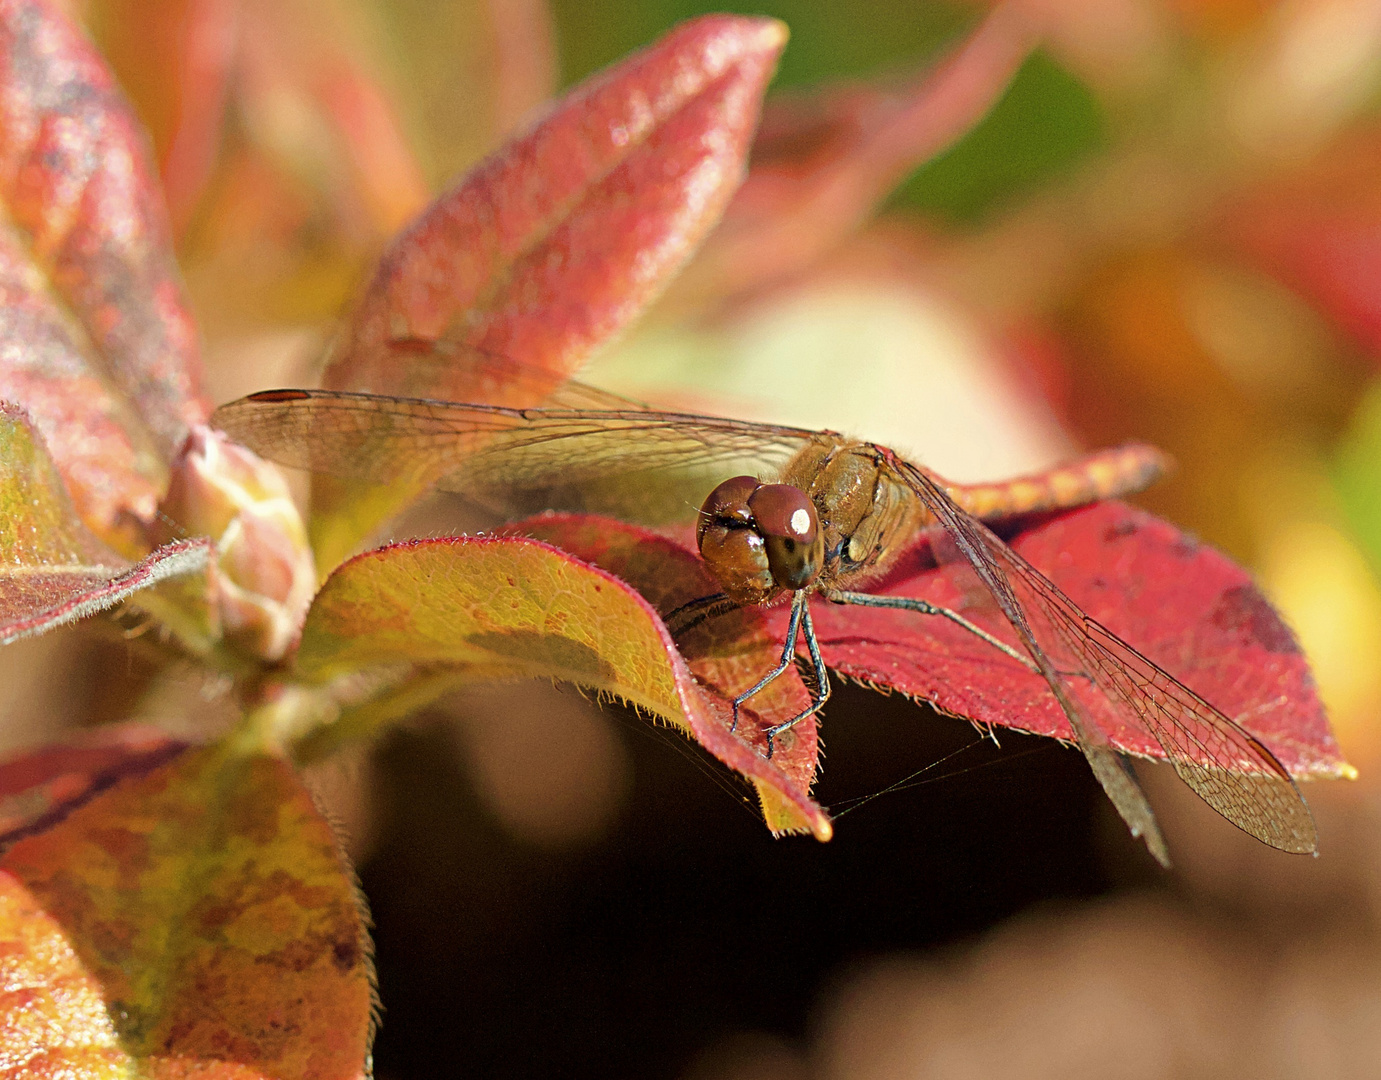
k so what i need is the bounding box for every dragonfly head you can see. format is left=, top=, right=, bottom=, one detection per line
left=697, top=476, right=824, bottom=605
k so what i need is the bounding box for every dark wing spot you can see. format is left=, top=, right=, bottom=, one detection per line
left=246, top=388, right=313, bottom=402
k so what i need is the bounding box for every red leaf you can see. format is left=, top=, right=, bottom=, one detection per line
left=801, top=501, right=1341, bottom=778
left=0, top=401, right=212, bottom=643
left=324, top=13, right=788, bottom=398
left=517, top=503, right=1343, bottom=782
left=302, top=14, right=788, bottom=569
left=669, top=5, right=1035, bottom=308
left=86, top=0, right=237, bottom=237
left=0, top=0, right=207, bottom=444
left=1226, top=125, right=1381, bottom=363
left=0, top=723, right=187, bottom=846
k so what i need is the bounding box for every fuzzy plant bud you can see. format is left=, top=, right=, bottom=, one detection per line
left=158, top=425, right=316, bottom=661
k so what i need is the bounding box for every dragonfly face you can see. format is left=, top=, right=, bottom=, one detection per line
left=696, top=475, right=824, bottom=604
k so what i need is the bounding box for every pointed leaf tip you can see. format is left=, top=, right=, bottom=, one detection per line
left=0, top=404, right=211, bottom=644
left=293, top=534, right=830, bottom=840
left=310, top=12, right=790, bottom=563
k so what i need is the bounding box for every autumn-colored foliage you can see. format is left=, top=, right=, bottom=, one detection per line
left=0, top=0, right=1365, bottom=1074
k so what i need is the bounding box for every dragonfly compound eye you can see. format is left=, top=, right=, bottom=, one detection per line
left=748, top=483, right=824, bottom=591
left=698, top=475, right=776, bottom=605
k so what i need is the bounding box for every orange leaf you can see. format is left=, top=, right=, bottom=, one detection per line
left=0, top=743, right=372, bottom=1078
left=292, top=535, right=831, bottom=839
left=85, top=0, right=237, bottom=237
left=0, top=723, right=187, bottom=846
left=0, top=0, right=207, bottom=542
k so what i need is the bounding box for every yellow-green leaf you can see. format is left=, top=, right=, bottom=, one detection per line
left=0, top=743, right=372, bottom=1078
left=293, top=535, right=831, bottom=838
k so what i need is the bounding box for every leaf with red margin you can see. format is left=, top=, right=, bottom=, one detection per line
left=306, top=14, right=789, bottom=566
left=0, top=0, right=207, bottom=543
left=0, top=401, right=211, bottom=643
left=290, top=535, right=830, bottom=839
left=0, top=742, right=372, bottom=1078
left=0, top=724, right=188, bottom=847
left=668, top=4, right=1035, bottom=309
left=325, top=13, right=788, bottom=396
left=519, top=504, right=1344, bottom=783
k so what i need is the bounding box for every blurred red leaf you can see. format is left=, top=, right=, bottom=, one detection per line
left=325, top=13, right=789, bottom=398
left=0, top=724, right=187, bottom=846
left=520, top=502, right=1343, bottom=783
left=233, top=0, right=429, bottom=239
left=0, top=0, right=207, bottom=469
left=0, top=743, right=372, bottom=1077
left=290, top=535, right=830, bottom=839
left=0, top=401, right=211, bottom=643
left=84, top=0, right=237, bottom=237
left=669, top=4, right=1036, bottom=308
left=1227, top=125, right=1381, bottom=364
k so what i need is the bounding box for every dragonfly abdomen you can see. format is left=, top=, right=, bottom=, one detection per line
left=947, top=443, right=1171, bottom=524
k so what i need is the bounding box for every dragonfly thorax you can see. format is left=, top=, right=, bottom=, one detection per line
left=697, top=476, right=825, bottom=605
left=781, top=438, right=929, bottom=589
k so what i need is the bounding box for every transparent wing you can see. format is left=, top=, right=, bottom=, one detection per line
left=212, top=388, right=822, bottom=523
left=888, top=452, right=1316, bottom=859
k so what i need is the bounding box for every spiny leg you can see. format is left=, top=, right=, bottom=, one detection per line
left=823, top=589, right=1041, bottom=673
left=732, top=589, right=807, bottom=732
left=764, top=600, right=831, bottom=759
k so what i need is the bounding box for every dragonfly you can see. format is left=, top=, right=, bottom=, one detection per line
left=211, top=359, right=1317, bottom=866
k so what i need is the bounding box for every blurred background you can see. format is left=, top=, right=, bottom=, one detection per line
left=9, top=0, right=1381, bottom=1075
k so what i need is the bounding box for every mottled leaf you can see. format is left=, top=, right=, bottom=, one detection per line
left=306, top=15, right=788, bottom=567
left=0, top=402, right=211, bottom=643
left=0, top=723, right=187, bottom=846
left=0, top=0, right=207, bottom=486
left=0, top=743, right=372, bottom=1077
left=292, top=535, right=830, bottom=838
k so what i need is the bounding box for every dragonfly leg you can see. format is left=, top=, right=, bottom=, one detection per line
left=763, top=600, right=831, bottom=759
left=732, top=590, right=807, bottom=733
left=822, top=589, right=1041, bottom=674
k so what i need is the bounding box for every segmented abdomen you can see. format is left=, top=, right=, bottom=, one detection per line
left=948, top=443, right=1172, bottom=523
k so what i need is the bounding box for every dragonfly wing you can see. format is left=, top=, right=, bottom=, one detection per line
left=212, top=389, right=816, bottom=523
left=889, top=453, right=1316, bottom=859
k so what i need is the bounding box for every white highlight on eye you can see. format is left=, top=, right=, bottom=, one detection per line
left=790, top=508, right=811, bottom=535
